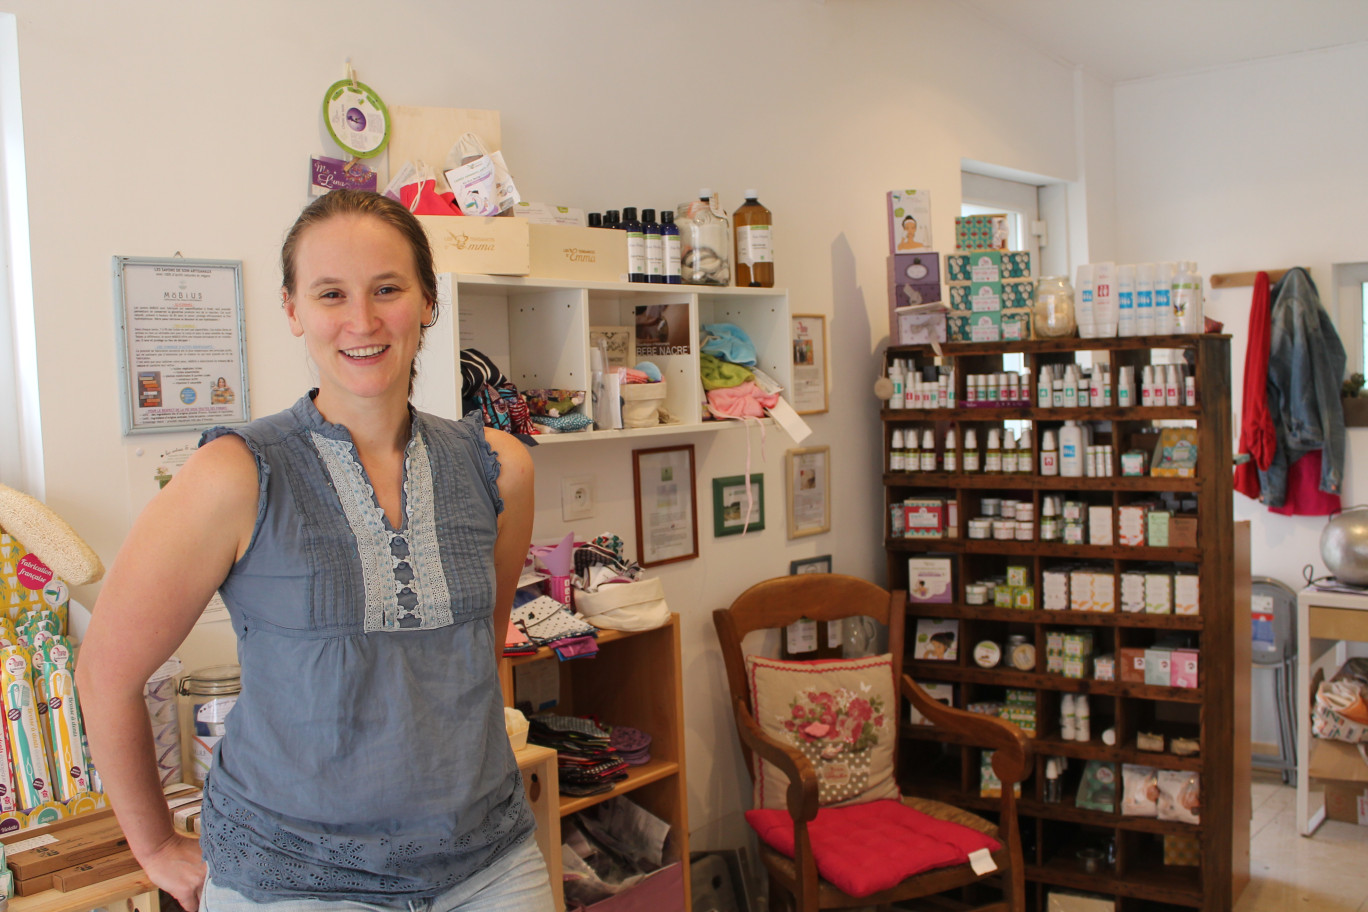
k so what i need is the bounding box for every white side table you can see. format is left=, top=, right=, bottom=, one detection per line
left=1295, top=586, right=1368, bottom=835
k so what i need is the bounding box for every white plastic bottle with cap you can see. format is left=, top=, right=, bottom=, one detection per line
left=985, top=428, right=1002, bottom=473
left=1172, top=261, right=1204, bottom=333
left=1091, top=262, right=1117, bottom=337
left=1117, top=365, right=1134, bottom=408
left=1155, top=262, right=1178, bottom=333
left=1040, top=429, right=1059, bottom=476
left=1117, top=264, right=1137, bottom=337
left=1166, top=364, right=1181, bottom=407
left=1059, top=420, right=1084, bottom=477
left=1075, top=263, right=1095, bottom=338
left=1063, top=365, right=1078, bottom=409
left=1136, top=263, right=1157, bottom=335
left=1075, top=695, right=1091, bottom=741
left=888, top=360, right=904, bottom=410
left=1038, top=365, right=1053, bottom=407
left=1141, top=365, right=1154, bottom=408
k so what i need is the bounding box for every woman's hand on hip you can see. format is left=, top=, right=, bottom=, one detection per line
left=141, top=832, right=207, bottom=911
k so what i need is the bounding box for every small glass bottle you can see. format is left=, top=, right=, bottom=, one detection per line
left=642, top=208, right=664, bottom=284
left=890, top=429, right=905, bottom=472
left=944, top=428, right=959, bottom=473
left=660, top=210, right=682, bottom=284
left=1034, top=275, right=1077, bottom=338
left=1019, top=428, right=1034, bottom=475
left=1040, top=429, right=1059, bottom=476
left=963, top=428, right=981, bottom=472
left=622, top=206, right=647, bottom=283
left=1002, top=429, right=1018, bottom=473
left=920, top=430, right=937, bottom=471
left=678, top=190, right=731, bottom=286
left=906, top=428, right=920, bottom=471
left=985, top=429, right=1002, bottom=473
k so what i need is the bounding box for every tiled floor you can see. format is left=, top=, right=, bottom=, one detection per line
left=1235, top=771, right=1368, bottom=911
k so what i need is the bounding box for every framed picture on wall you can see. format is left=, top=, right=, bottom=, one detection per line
left=632, top=444, right=699, bottom=567
left=712, top=473, right=764, bottom=537
left=790, top=314, right=829, bottom=414
left=786, top=446, right=831, bottom=538
left=789, top=555, right=832, bottom=575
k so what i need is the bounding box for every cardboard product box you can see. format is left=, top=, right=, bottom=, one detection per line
left=1144, top=647, right=1173, bottom=686
left=1121, top=450, right=1147, bottom=476
left=947, top=309, right=1002, bottom=342
left=1089, top=506, right=1114, bottom=546
left=1146, top=510, right=1172, bottom=547
left=580, top=861, right=684, bottom=912
left=887, top=190, right=934, bottom=253
left=1163, top=833, right=1202, bottom=866
left=955, top=214, right=1009, bottom=251
left=1094, top=653, right=1116, bottom=681
left=1046, top=630, right=1065, bottom=673
left=511, top=201, right=586, bottom=226
left=948, top=282, right=1008, bottom=313
left=914, top=618, right=959, bottom=661
left=904, top=500, right=946, bottom=538
left=1013, top=586, right=1036, bottom=611
left=527, top=223, right=628, bottom=282
left=894, top=307, right=948, bottom=346
left=908, top=557, right=954, bottom=604
left=1063, top=631, right=1094, bottom=659
left=889, top=251, right=942, bottom=286
left=1119, top=647, right=1148, bottom=683
left=1063, top=500, right=1087, bottom=522
left=1144, top=573, right=1173, bottom=614
left=1121, top=571, right=1147, bottom=613
left=388, top=105, right=502, bottom=186
left=1170, top=515, right=1199, bottom=549
left=1326, top=782, right=1368, bottom=826
left=1171, top=648, right=1199, bottom=688
left=1173, top=573, right=1200, bottom=615
left=1091, top=573, right=1116, bottom=613
left=1118, top=505, right=1148, bottom=547
left=1002, top=279, right=1034, bottom=309
left=891, top=280, right=945, bottom=310
left=1069, top=570, right=1095, bottom=612
left=1047, top=892, right=1116, bottom=912
left=1007, top=564, right=1030, bottom=587
left=1003, top=251, right=1032, bottom=278
left=994, top=582, right=1015, bottom=609
left=419, top=214, right=531, bottom=276
left=1001, top=308, right=1033, bottom=341
left=1043, top=569, right=1070, bottom=611
left=946, top=250, right=1001, bottom=283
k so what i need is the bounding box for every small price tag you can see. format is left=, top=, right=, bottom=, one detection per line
left=968, top=847, right=998, bottom=875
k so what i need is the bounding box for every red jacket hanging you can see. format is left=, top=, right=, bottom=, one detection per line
left=1233, top=271, right=1276, bottom=499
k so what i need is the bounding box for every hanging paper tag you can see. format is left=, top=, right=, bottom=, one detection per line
left=323, top=79, right=390, bottom=159
left=310, top=157, right=378, bottom=196
left=766, top=397, right=812, bottom=445
left=968, top=848, right=998, bottom=875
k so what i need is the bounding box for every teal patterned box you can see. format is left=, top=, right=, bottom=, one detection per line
left=1003, top=251, right=1032, bottom=278
left=947, top=251, right=1000, bottom=282
left=948, top=309, right=1002, bottom=342
left=1003, top=279, right=1034, bottom=309
left=955, top=214, right=1009, bottom=251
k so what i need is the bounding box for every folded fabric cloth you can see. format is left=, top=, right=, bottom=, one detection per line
left=553, top=636, right=600, bottom=661
left=510, top=596, right=598, bottom=645
left=707, top=381, right=779, bottom=419
left=700, top=353, right=755, bottom=390
left=622, top=368, right=652, bottom=384
left=530, top=413, right=594, bottom=432
left=635, top=361, right=663, bottom=381
left=701, top=323, right=758, bottom=366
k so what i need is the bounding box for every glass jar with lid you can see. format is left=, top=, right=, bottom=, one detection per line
left=177, top=664, right=241, bottom=787
left=1034, top=275, right=1077, bottom=338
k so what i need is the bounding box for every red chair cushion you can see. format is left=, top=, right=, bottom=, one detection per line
left=745, top=798, right=1002, bottom=897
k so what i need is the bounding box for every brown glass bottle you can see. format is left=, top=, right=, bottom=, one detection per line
left=732, top=190, right=774, bottom=287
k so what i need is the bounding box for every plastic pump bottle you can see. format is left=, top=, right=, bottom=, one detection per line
left=944, top=429, right=959, bottom=473
left=963, top=428, right=981, bottom=472
left=1172, top=261, right=1204, bottom=333
left=1059, top=421, right=1084, bottom=477
left=1040, top=430, right=1059, bottom=476
left=890, top=429, right=905, bottom=472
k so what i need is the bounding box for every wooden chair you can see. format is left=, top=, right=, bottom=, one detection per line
left=713, top=574, right=1031, bottom=912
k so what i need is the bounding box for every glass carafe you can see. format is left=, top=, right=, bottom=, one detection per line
left=1034, top=275, right=1077, bottom=338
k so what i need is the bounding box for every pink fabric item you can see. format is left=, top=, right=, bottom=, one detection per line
left=399, top=179, right=462, bottom=216
left=707, top=381, right=779, bottom=419
left=622, top=369, right=651, bottom=384
left=1268, top=450, right=1342, bottom=516
left=745, top=799, right=1001, bottom=897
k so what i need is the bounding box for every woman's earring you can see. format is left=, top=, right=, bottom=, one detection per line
left=421, top=307, right=439, bottom=329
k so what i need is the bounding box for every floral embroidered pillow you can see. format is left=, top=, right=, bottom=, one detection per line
left=745, top=653, right=899, bottom=809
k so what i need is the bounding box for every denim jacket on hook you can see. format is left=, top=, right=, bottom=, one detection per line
left=1258, top=267, right=1346, bottom=506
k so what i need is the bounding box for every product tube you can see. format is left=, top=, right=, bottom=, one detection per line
left=1, top=648, right=54, bottom=810
left=41, top=640, right=89, bottom=801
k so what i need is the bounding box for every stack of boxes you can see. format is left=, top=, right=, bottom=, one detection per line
left=1046, top=630, right=1095, bottom=678
left=968, top=689, right=1037, bottom=736
left=1120, top=639, right=1201, bottom=690
left=885, top=190, right=947, bottom=345
left=945, top=219, right=1034, bottom=342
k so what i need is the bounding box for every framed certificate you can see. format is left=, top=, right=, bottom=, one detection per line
left=113, top=257, right=250, bottom=435
left=632, top=445, right=699, bottom=567
left=790, top=314, right=829, bottom=414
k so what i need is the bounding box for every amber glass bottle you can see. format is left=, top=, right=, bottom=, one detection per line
left=732, top=190, right=774, bottom=287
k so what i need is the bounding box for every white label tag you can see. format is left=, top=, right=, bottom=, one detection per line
left=968, top=847, right=997, bottom=875
left=7, top=833, right=58, bottom=854
left=786, top=619, right=818, bottom=654
left=767, top=397, right=812, bottom=444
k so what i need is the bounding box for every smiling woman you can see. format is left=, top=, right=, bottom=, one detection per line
left=77, top=190, right=549, bottom=912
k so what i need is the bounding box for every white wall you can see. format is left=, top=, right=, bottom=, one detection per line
left=8, top=0, right=1092, bottom=850
left=1114, top=42, right=1368, bottom=746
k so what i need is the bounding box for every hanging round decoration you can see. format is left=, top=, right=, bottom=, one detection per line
left=322, top=78, right=390, bottom=159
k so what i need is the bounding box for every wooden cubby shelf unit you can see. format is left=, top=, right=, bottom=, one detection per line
left=883, top=334, right=1250, bottom=912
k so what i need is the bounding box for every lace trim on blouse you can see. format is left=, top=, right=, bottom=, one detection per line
left=310, top=429, right=453, bottom=633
